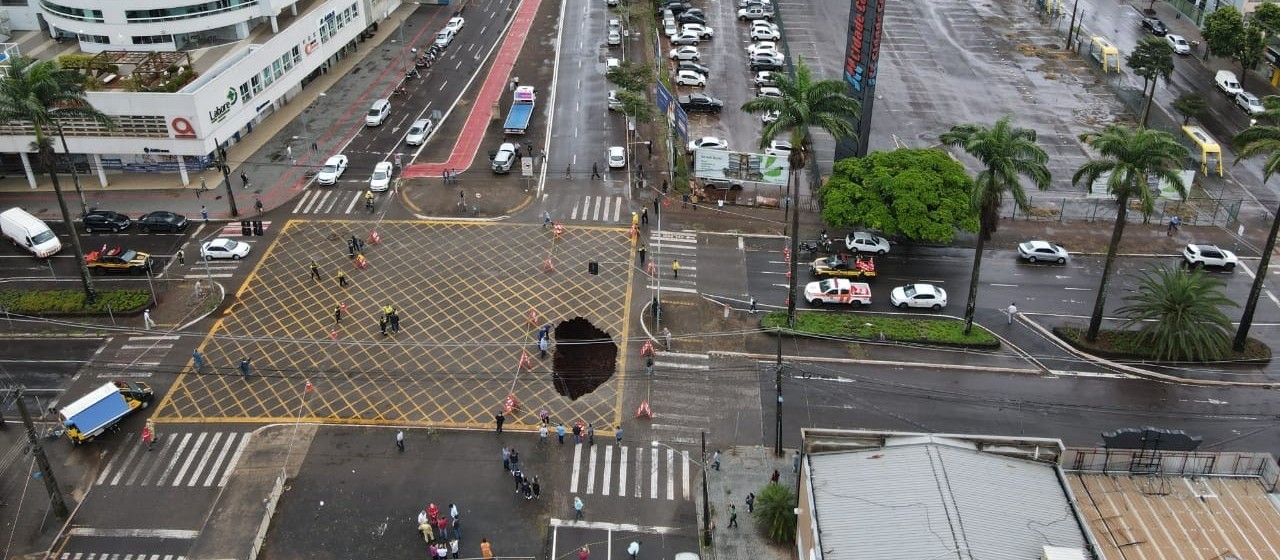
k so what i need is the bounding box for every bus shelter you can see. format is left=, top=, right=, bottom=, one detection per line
left=1182, top=125, right=1223, bottom=176
left=1089, top=37, right=1120, bottom=73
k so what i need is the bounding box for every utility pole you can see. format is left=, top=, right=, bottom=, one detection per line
left=701, top=431, right=712, bottom=546
left=774, top=327, right=783, bottom=456
left=216, top=141, right=240, bottom=218
left=12, top=389, right=69, bottom=518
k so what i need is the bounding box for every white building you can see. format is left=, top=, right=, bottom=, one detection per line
left=0, top=0, right=400, bottom=187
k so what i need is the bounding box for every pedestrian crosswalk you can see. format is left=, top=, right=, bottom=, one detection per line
left=100, top=335, right=179, bottom=377
left=648, top=351, right=712, bottom=446
left=54, top=554, right=187, bottom=559
left=647, top=231, right=697, bottom=294
left=569, top=443, right=695, bottom=501
left=568, top=195, right=627, bottom=223
left=178, top=229, right=262, bottom=279
left=291, top=188, right=375, bottom=215
left=94, top=430, right=251, bottom=488
left=217, top=220, right=273, bottom=236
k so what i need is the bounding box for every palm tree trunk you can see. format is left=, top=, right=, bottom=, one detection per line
left=1233, top=202, right=1280, bottom=350
left=1086, top=196, right=1129, bottom=341
left=962, top=221, right=987, bottom=335
left=1140, top=79, right=1155, bottom=129
left=42, top=146, right=96, bottom=302
left=784, top=165, right=801, bottom=327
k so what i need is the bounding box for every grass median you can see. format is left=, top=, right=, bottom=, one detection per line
left=0, top=288, right=151, bottom=314
left=759, top=310, right=1000, bottom=348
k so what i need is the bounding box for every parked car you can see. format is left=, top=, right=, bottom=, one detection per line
left=737, top=7, right=772, bottom=20
left=677, top=12, right=706, bottom=24
left=201, top=238, right=250, bottom=260
left=754, top=71, right=776, bottom=87
left=764, top=140, right=791, bottom=156
left=675, top=69, right=707, bottom=87
left=82, top=210, right=131, bottom=233
left=844, top=231, right=891, bottom=254
left=664, top=20, right=679, bottom=37
left=316, top=154, right=348, bottom=185
left=1140, top=17, right=1168, bottom=36
left=890, top=283, right=948, bottom=310
left=1017, top=240, right=1068, bottom=264
left=1235, top=91, right=1265, bottom=115
left=751, top=26, right=780, bottom=41
left=137, top=211, right=189, bottom=233
left=405, top=118, right=435, bottom=146
left=669, top=46, right=701, bottom=61
left=369, top=161, right=394, bottom=192
left=1183, top=243, right=1237, bottom=270
left=678, top=93, right=723, bottom=113
left=1215, top=70, right=1242, bottom=96
left=665, top=2, right=694, bottom=14
left=677, top=61, right=711, bottom=75
left=747, top=41, right=778, bottom=57
left=761, top=109, right=780, bottom=123
left=687, top=136, right=729, bottom=153
left=608, top=29, right=621, bottom=46
left=445, top=16, right=465, bottom=33
left=1166, top=33, right=1191, bottom=55
left=757, top=86, right=783, bottom=99
left=669, top=32, right=700, bottom=46
left=608, top=90, right=624, bottom=111
left=749, top=53, right=784, bottom=71
left=608, top=146, right=626, bottom=168
left=681, top=23, right=714, bottom=38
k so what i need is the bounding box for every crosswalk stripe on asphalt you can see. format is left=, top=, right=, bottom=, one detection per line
left=570, top=196, right=626, bottom=223
left=568, top=443, right=692, bottom=501
left=56, top=554, right=187, bottom=559
left=94, top=431, right=251, bottom=488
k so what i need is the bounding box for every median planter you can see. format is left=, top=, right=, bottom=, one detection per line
left=760, top=311, right=1000, bottom=349
left=1054, top=326, right=1272, bottom=365
left=0, top=289, right=152, bottom=316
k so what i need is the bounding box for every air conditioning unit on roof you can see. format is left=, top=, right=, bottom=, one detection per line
left=1041, top=547, right=1087, bottom=560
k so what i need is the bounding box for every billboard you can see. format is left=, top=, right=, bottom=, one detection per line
left=835, top=0, right=886, bottom=159
left=693, top=148, right=790, bottom=187
left=655, top=82, right=689, bottom=143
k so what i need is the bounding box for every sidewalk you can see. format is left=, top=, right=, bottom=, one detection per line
left=703, top=446, right=794, bottom=560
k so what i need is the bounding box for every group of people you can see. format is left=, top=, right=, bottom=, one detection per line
left=379, top=304, right=402, bottom=336
left=347, top=235, right=366, bottom=258
left=417, top=503, right=462, bottom=559
left=502, top=446, right=542, bottom=500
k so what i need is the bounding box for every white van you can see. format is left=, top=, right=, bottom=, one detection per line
left=366, top=99, right=391, bottom=126
left=0, top=207, right=61, bottom=257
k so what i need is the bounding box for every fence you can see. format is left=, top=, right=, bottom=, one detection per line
left=1063, top=447, right=1280, bottom=491
left=1011, top=194, right=1244, bottom=227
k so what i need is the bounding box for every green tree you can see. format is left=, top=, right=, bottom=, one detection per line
left=1253, top=2, right=1280, bottom=38
left=1126, top=37, right=1175, bottom=127
left=1202, top=6, right=1266, bottom=86
left=820, top=148, right=977, bottom=243
left=606, top=61, right=654, bottom=93
left=741, top=57, right=861, bottom=327
left=1229, top=110, right=1280, bottom=350
left=1172, top=92, right=1208, bottom=125
left=0, top=56, right=114, bottom=301
left=1072, top=125, right=1188, bottom=342
left=1117, top=264, right=1237, bottom=361
left=614, top=90, right=654, bottom=123
left=939, top=117, right=1051, bottom=334
left=752, top=482, right=797, bottom=543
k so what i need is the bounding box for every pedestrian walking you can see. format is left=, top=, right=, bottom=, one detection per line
left=641, top=207, right=648, bottom=225
left=627, top=541, right=640, bottom=560
left=746, top=492, right=755, bottom=513
left=379, top=314, right=388, bottom=336
left=591, top=162, right=601, bottom=180
left=543, top=210, right=552, bottom=228
left=396, top=429, right=405, bottom=451
left=661, top=180, right=668, bottom=194
left=711, top=450, right=720, bottom=471
left=199, top=177, right=207, bottom=198
left=572, top=422, right=582, bottom=444
left=255, top=198, right=264, bottom=213
left=793, top=450, right=800, bottom=473
left=480, top=539, right=493, bottom=560
left=142, top=423, right=155, bottom=450
left=436, top=514, right=448, bottom=537
left=573, top=497, right=585, bottom=519
left=450, top=538, right=460, bottom=559
left=539, top=424, right=548, bottom=446
left=337, top=270, right=348, bottom=287
left=521, top=477, right=533, bottom=499
left=509, top=448, right=519, bottom=470
left=459, top=190, right=466, bottom=207
left=587, top=423, right=595, bottom=446
left=615, top=425, right=623, bottom=444
left=503, top=446, right=511, bottom=471
left=143, top=309, right=156, bottom=329
left=557, top=422, right=566, bottom=444
left=539, top=336, right=549, bottom=359
left=750, top=296, right=758, bottom=314
left=539, top=409, right=551, bottom=426
left=645, top=356, right=653, bottom=375
left=672, top=260, right=680, bottom=278
left=240, top=170, right=249, bottom=188
left=192, top=349, right=205, bottom=370
left=638, top=244, right=647, bottom=265
left=239, top=357, right=252, bottom=379
left=728, top=505, right=739, bottom=527
left=452, top=518, right=461, bottom=541
left=334, top=304, right=343, bottom=324
left=770, top=469, right=780, bottom=484
left=176, top=249, right=185, bottom=265
left=512, top=468, right=524, bottom=494
left=532, top=476, right=541, bottom=499
left=309, top=260, right=321, bottom=280
left=417, top=509, right=429, bottom=535
left=312, top=140, right=318, bottom=153
left=663, top=327, right=672, bottom=350
left=1006, top=302, right=1018, bottom=324
left=566, top=164, right=573, bottom=180
left=495, top=411, right=505, bottom=432
left=389, top=311, right=400, bottom=333
left=450, top=503, right=459, bottom=521
left=287, top=145, right=293, bottom=164
left=1168, top=214, right=1181, bottom=235
left=201, top=205, right=209, bottom=222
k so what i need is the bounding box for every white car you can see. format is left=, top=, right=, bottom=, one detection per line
left=606, top=57, right=622, bottom=70
left=669, top=46, right=700, bottom=61
left=681, top=23, right=714, bottom=38
left=608, top=90, right=624, bottom=111
left=757, top=86, right=783, bottom=99
left=1215, top=70, right=1242, bottom=96
left=845, top=231, right=890, bottom=254
left=761, top=109, right=780, bottom=123
left=669, top=32, right=701, bottom=46
left=747, top=41, right=778, bottom=57
left=445, top=16, right=465, bottom=33
left=315, top=155, right=348, bottom=185
left=687, top=136, right=728, bottom=153
left=405, top=118, right=435, bottom=146
left=890, top=283, right=948, bottom=310
left=664, top=21, right=679, bottom=37
left=608, top=146, right=626, bottom=168
left=369, top=161, right=394, bottom=192
left=804, top=279, right=871, bottom=306
left=1183, top=243, right=1238, bottom=270
left=751, top=25, right=779, bottom=41
left=434, top=28, right=456, bottom=49
left=1235, top=91, right=1265, bottom=115
left=201, top=238, right=250, bottom=261
left=1166, top=33, right=1191, bottom=55
left=754, top=71, right=776, bottom=87
left=1018, top=240, right=1068, bottom=264
left=764, top=140, right=791, bottom=156
left=675, top=69, right=707, bottom=87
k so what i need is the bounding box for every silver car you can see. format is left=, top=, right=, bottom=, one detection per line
left=405, top=118, right=434, bottom=146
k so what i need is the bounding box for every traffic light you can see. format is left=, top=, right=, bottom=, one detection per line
left=588, top=260, right=599, bottom=275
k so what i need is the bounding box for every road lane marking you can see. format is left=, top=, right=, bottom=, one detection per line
left=602, top=445, right=612, bottom=496
left=618, top=445, right=628, bottom=497
left=989, top=283, right=1018, bottom=287
left=66, top=528, right=200, bottom=539
left=586, top=444, right=597, bottom=494
left=1063, top=287, right=1092, bottom=291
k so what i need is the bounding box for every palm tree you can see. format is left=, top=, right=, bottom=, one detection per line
left=751, top=481, right=797, bottom=543
left=1116, top=263, right=1237, bottom=361
left=939, top=116, right=1051, bottom=334
left=740, top=57, right=861, bottom=327
left=0, top=57, right=114, bottom=302
left=1230, top=99, right=1280, bottom=350
left=1072, top=125, right=1188, bottom=341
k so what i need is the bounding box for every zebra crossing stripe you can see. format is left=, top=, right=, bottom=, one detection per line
left=617, top=446, right=628, bottom=498
left=666, top=449, right=675, bottom=501
left=156, top=433, right=193, bottom=486
left=344, top=192, right=360, bottom=213
left=187, top=433, right=223, bottom=487
left=681, top=451, right=691, bottom=500
left=650, top=448, right=659, bottom=499
left=218, top=433, right=252, bottom=487
left=585, top=445, right=597, bottom=495
left=633, top=446, right=644, bottom=498
left=570, top=443, right=582, bottom=493
left=602, top=445, right=613, bottom=497
left=205, top=433, right=239, bottom=487
left=170, top=432, right=208, bottom=486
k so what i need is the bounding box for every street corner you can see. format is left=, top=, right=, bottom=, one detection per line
left=156, top=220, right=639, bottom=430
left=400, top=174, right=534, bottom=218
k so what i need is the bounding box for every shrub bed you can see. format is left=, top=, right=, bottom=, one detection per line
left=0, top=289, right=152, bottom=314
left=1055, top=326, right=1271, bottom=364
left=760, top=311, right=999, bottom=348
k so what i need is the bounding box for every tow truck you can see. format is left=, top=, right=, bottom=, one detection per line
left=804, top=278, right=872, bottom=306
left=86, top=246, right=154, bottom=274
left=57, top=380, right=154, bottom=445
left=810, top=253, right=876, bottom=280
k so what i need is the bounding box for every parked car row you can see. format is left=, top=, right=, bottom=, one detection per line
left=82, top=209, right=190, bottom=234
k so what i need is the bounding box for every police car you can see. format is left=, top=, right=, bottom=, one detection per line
left=804, top=279, right=872, bottom=306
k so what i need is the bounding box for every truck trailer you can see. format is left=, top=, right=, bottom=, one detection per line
left=57, top=381, right=154, bottom=445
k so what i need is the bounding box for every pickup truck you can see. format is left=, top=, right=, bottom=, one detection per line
left=504, top=86, right=537, bottom=135
left=737, top=7, right=772, bottom=20
left=810, top=253, right=876, bottom=280
left=57, top=381, right=153, bottom=445
left=804, top=278, right=872, bottom=306
left=86, top=246, right=154, bottom=274
left=678, top=93, right=723, bottom=113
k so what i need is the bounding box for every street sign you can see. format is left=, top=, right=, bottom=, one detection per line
left=521, top=156, right=534, bottom=177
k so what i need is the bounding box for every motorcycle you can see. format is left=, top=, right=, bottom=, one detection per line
left=393, top=86, right=408, bottom=97
left=405, top=68, right=420, bottom=79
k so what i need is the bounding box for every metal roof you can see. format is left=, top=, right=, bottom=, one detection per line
left=808, top=439, right=1089, bottom=560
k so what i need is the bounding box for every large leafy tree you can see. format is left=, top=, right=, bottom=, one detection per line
left=1229, top=101, right=1280, bottom=350
left=1126, top=38, right=1175, bottom=127
left=751, top=482, right=797, bottom=543
left=1172, top=92, right=1208, bottom=125
left=741, top=57, right=861, bottom=326
left=0, top=56, right=114, bottom=301
left=1202, top=6, right=1267, bottom=86
left=820, top=148, right=977, bottom=243
left=939, top=117, right=1051, bottom=334
left=1117, top=264, right=1237, bottom=361
left=1072, top=125, right=1188, bottom=341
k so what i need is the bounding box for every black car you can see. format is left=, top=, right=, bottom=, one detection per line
left=682, top=8, right=706, bottom=19
left=664, top=2, right=694, bottom=14
left=678, top=93, right=724, bottom=113
left=137, top=210, right=190, bottom=233
left=677, top=61, right=711, bottom=75
left=749, top=57, right=784, bottom=71
left=1141, top=17, right=1168, bottom=36
left=82, top=210, right=131, bottom=233
left=677, top=12, right=706, bottom=24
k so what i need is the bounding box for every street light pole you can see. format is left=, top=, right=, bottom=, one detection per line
left=215, top=140, right=239, bottom=218
left=12, top=389, right=69, bottom=518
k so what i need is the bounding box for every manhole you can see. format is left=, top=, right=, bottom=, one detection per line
left=551, top=317, right=618, bottom=400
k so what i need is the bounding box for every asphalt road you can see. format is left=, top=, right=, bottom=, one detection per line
left=0, top=221, right=188, bottom=278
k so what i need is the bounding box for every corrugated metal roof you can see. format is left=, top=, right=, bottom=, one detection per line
left=809, top=441, right=1089, bottom=560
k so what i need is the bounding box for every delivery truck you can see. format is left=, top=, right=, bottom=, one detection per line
left=57, top=381, right=154, bottom=445
left=503, top=86, right=536, bottom=135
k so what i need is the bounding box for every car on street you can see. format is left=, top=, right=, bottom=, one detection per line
left=738, top=6, right=772, bottom=20
left=1166, top=33, right=1191, bottom=55
left=316, top=154, right=348, bottom=185
left=761, top=109, right=780, bottom=123
left=137, top=211, right=189, bottom=233
left=890, top=283, right=948, bottom=310
left=405, top=118, right=435, bottom=146
left=764, top=140, right=791, bottom=156
left=606, top=57, right=621, bottom=70
left=751, top=25, right=779, bottom=41
left=1183, top=243, right=1238, bottom=270
left=608, top=146, right=626, bottom=168
left=681, top=23, right=714, bottom=38
left=810, top=253, right=876, bottom=280
left=82, top=210, right=131, bottom=233
left=1235, top=91, right=1265, bottom=114
left=445, top=16, right=465, bottom=33
left=669, top=32, right=700, bottom=46
left=677, top=12, right=706, bottom=24
left=675, top=69, right=707, bottom=87
left=434, top=28, right=456, bottom=49
left=747, top=41, right=778, bottom=57
left=201, top=238, right=250, bottom=260
left=1017, top=240, right=1068, bottom=264
left=1216, top=70, right=1243, bottom=96
left=677, top=61, right=711, bottom=75
left=85, top=246, right=153, bottom=274
left=669, top=46, right=700, bottom=61
left=844, top=231, right=890, bottom=254
left=608, top=90, right=624, bottom=111
left=804, top=278, right=872, bottom=306
left=757, top=86, right=783, bottom=99
left=687, top=136, right=729, bottom=153
left=369, top=161, right=394, bottom=192
left=754, top=71, right=776, bottom=87
left=1140, top=17, right=1168, bottom=36
left=608, top=29, right=621, bottom=46
left=678, top=93, right=723, bottom=113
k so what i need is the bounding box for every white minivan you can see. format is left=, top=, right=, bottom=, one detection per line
left=366, top=99, right=391, bottom=126
left=0, top=207, right=61, bottom=257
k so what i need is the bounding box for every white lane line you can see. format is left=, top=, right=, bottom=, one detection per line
left=217, top=433, right=251, bottom=487
left=666, top=449, right=674, bottom=500
left=602, top=445, right=613, bottom=496
left=618, top=446, right=628, bottom=497
left=570, top=443, right=582, bottom=493
left=186, top=432, right=223, bottom=487
left=203, top=433, right=238, bottom=487
left=650, top=447, right=659, bottom=499
left=586, top=444, right=597, bottom=494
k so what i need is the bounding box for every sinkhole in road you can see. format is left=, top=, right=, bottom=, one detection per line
left=551, top=317, right=618, bottom=400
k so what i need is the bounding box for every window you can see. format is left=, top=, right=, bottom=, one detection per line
left=250, top=74, right=262, bottom=95
left=0, top=0, right=29, bottom=7
left=132, top=34, right=172, bottom=45
left=39, top=0, right=103, bottom=22
left=261, top=67, right=273, bottom=88
left=272, top=59, right=283, bottom=80
left=239, top=82, right=252, bottom=103
left=281, top=52, right=293, bottom=72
